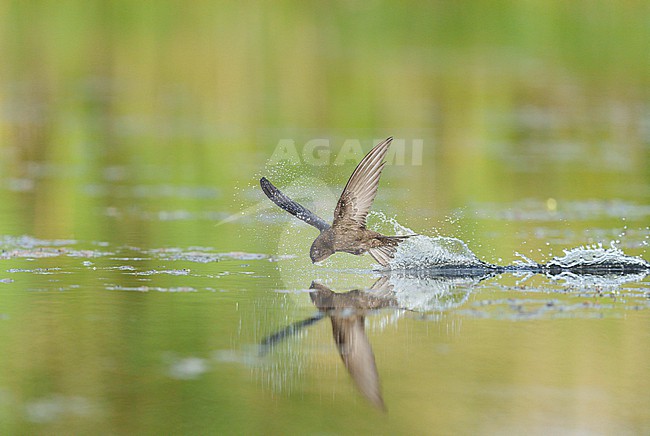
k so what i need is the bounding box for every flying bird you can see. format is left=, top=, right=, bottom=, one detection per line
left=260, top=137, right=412, bottom=266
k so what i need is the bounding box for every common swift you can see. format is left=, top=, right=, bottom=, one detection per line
left=260, top=137, right=412, bottom=266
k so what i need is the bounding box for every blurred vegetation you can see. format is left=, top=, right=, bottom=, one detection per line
left=0, top=0, right=648, bottom=259
left=2, top=1, right=649, bottom=148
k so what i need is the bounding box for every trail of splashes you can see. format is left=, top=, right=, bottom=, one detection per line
left=389, top=235, right=488, bottom=270
left=367, top=211, right=416, bottom=236
left=367, top=212, right=487, bottom=270
left=546, top=242, right=650, bottom=270
left=369, top=213, right=649, bottom=274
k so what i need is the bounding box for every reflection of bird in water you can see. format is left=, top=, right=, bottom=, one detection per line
left=261, top=137, right=413, bottom=266
left=261, top=279, right=396, bottom=410
left=309, top=281, right=395, bottom=411
left=259, top=272, right=494, bottom=409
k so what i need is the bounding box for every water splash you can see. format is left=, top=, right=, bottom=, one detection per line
left=387, top=274, right=475, bottom=311
left=371, top=211, right=648, bottom=275
left=546, top=243, right=649, bottom=273
left=367, top=212, right=487, bottom=270
left=389, top=235, right=488, bottom=270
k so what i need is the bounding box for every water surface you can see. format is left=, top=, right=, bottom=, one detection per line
left=0, top=140, right=648, bottom=434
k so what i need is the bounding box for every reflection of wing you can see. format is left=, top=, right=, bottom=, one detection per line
left=333, top=137, right=392, bottom=228
left=258, top=313, right=325, bottom=356
left=369, top=275, right=394, bottom=295
left=370, top=276, right=391, bottom=291
left=309, top=281, right=388, bottom=409
left=331, top=316, right=385, bottom=411
left=260, top=177, right=331, bottom=231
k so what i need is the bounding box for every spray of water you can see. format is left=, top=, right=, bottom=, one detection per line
left=546, top=242, right=649, bottom=270
left=367, top=212, right=486, bottom=270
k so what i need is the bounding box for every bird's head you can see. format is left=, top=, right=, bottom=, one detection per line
left=310, top=238, right=334, bottom=264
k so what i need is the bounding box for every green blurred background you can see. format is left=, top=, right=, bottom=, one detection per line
left=1, top=1, right=648, bottom=254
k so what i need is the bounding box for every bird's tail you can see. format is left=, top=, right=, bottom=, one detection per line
left=368, top=234, right=416, bottom=267
left=259, top=177, right=331, bottom=231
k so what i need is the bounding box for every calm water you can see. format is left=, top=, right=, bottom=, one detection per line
left=2, top=2, right=650, bottom=434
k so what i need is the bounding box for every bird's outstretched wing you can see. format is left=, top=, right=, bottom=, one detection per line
left=260, top=177, right=331, bottom=232
left=333, top=137, right=392, bottom=228
left=331, top=315, right=385, bottom=410
left=309, top=282, right=386, bottom=410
